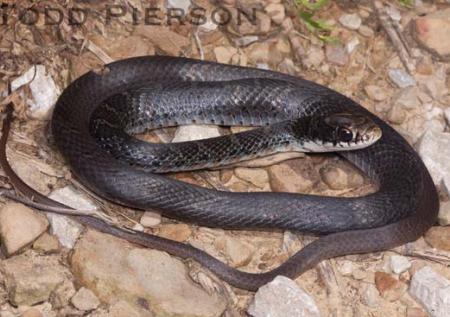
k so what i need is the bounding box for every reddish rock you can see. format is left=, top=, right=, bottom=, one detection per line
left=374, top=272, right=407, bottom=301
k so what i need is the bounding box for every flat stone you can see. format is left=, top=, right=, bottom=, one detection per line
left=1, top=252, right=72, bottom=306
left=325, top=44, right=349, bottom=66
left=364, top=85, right=388, bottom=101
left=234, top=167, right=269, bottom=189
left=409, top=266, right=450, bottom=317
left=437, top=201, right=450, bottom=226
left=390, top=255, right=411, bottom=274
left=48, top=187, right=92, bottom=248
left=359, top=25, right=374, bottom=37
left=11, top=65, right=60, bottom=120
left=71, top=230, right=226, bottom=317
left=339, top=13, right=362, bottom=30
left=32, top=232, right=60, bottom=253
left=424, top=226, right=450, bottom=251
left=0, top=203, right=49, bottom=256
left=71, top=287, right=100, bottom=311
left=268, top=161, right=314, bottom=193
left=172, top=125, right=221, bottom=142
left=417, top=129, right=450, bottom=186
left=320, top=165, right=348, bottom=190
left=139, top=211, right=161, bottom=228
left=361, top=284, right=381, bottom=308
left=388, top=69, right=416, bottom=88
left=374, top=271, right=407, bottom=301
left=248, top=276, right=321, bottom=317
left=413, top=8, right=450, bottom=60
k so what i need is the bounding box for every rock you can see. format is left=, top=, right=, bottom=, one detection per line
left=359, top=25, right=374, bottom=37
left=33, top=232, right=60, bottom=253
left=339, top=13, right=362, bottom=30
left=424, top=226, right=450, bottom=251
left=438, top=201, right=450, bottom=226
left=71, top=230, right=226, bottom=317
left=394, top=87, right=420, bottom=109
left=390, top=255, right=411, bottom=274
left=139, top=211, right=161, bottom=228
left=234, top=167, right=269, bottom=189
left=166, top=0, right=191, bottom=13
left=158, top=223, right=192, bottom=242
left=303, top=46, right=325, bottom=68
left=365, top=85, right=388, bottom=101
left=413, top=8, right=450, bottom=60
left=338, top=260, right=354, bottom=276
left=0, top=203, right=49, bottom=256
left=11, top=65, right=61, bottom=120
left=268, top=162, right=314, bottom=193
left=172, top=125, right=221, bottom=142
left=20, top=308, right=42, bottom=317
left=248, top=276, right=321, bottom=317
left=134, top=26, right=189, bottom=56
left=51, top=278, right=76, bottom=309
left=387, top=104, right=406, bottom=124
left=325, top=44, right=349, bottom=66
left=48, top=187, right=95, bottom=248
left=386, top=6, right=401, bottom=22
left=388, top=69, right=416, bottom=88
left=214, top=46, right=238, bottom=64
left=215, top=235, right=254, bottom=267
left=361, top=284, right=381, bottom=308
left=346, top=37, right=360, bottom=54
left=320, top=165, right=348, bottom=190
left=265, top=3, right=285, bottom=24
left=103, top=300, right=153, bottom=317
left=374, top=272, right=407, bottom=301
left=417, top=130, right=450, bottom=186
left=406, top=307, right=429, bottom=317
left=71, top=287, right=100, bottom=311
left=1, top=252, right=72, bottom=306
left=278, top=58, right=297, bottom=75
left=409, top=266, right=450, bottom=317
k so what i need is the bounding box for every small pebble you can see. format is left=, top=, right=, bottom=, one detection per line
left=359, top=25, right=374, bottom=37
left=388, top=69, right=416, bottom=88
left=71, top=287, right=100, bottom=311
left=140, top=211, right=162, bottom=228
left=390, top=255, right=411, bottom=274
left=438, top=201, right=450, bottom=226
left=339, top=13, right=362, bottom=30
left=365, top=85, right=388, bottom=101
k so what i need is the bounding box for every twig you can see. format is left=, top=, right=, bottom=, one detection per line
left=373, top=1, right=415, bottom=73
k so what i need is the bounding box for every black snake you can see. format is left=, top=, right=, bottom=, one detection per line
left=50, top=56, right=439, bottom=291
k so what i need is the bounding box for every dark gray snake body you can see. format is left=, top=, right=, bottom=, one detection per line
left=51, top=56, right=439, bottom=290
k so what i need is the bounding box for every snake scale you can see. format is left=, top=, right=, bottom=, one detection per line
left=51, top=56, right=439, bottom=291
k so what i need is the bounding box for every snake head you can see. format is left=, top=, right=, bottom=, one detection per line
left=305, top=113, right=382, bottom=151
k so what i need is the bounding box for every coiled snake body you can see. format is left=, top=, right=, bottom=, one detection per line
left=51, top=56, right=439, bottom=291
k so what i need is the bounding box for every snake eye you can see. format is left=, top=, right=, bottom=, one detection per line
left=338, top=127, right=353, bottom=142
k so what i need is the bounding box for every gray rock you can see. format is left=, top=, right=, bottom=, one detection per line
left=248, top=276, right=321, bottom=317
left=172, top=125, right=221, bottom=142
left=48, top=187, right=93, bottom=248
left=386, top=6, right=401, bottom=22
left=359, top=25, right=374, bottom=37
left=388, top=69, right=416, bottom=88
left=361, top=284, right=381, bottom=308
left=166, top=0, right=191, bottom=13
left=1, top=252, right=72, bottom=306
left=325, top=44, right=349, bottom=66
left=417, top=129, right=450, bottom=186
left=438, top=201, right=450, bottom=226
left=71, top=287, right=100, bottom=311
left=71, top=230, right=226, bottom=317
left=339, top=13, right=362, bottom=30
left=11, top=65, right=61, bottom=120
left=0, top=203, right=49, bottom=256
left=409, top=266, right=450, bottom=317
left=389, top=255, right=411, bottom=274
left=394, top=88, right=420, bottom=109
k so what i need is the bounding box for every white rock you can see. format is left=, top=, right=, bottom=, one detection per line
left=71, top=287, right=100, bottom=311
left=409, top=266, right=450, bottom=317
left=417, top=129, right=450, bottom=186
left=346, top=37, right=360, bottom=54
left=166, top=0, right=191, bottom=13
left=11, top=65, right=60, bottom=120
left=0, top=203, right=49, bottom=256
left=386, top=6, right=401, bottom=22
left=140, top=211, right=161, bottom=228
left=248, top=276, right=321, bottom=317
left=438, top=201, right=450, bottom=226
left=361, top=284, right=381, bottom=308
left=338, top=260, right=354, bottom=276
left=47, top=187, right=95, bottom=248
left=389, top=69, right=416, bottom=88
left=339, top=13, right=362, bottom=30
left=390, top=255, right=411, bottom=274
left=172, top=125, right=221, bottom=142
